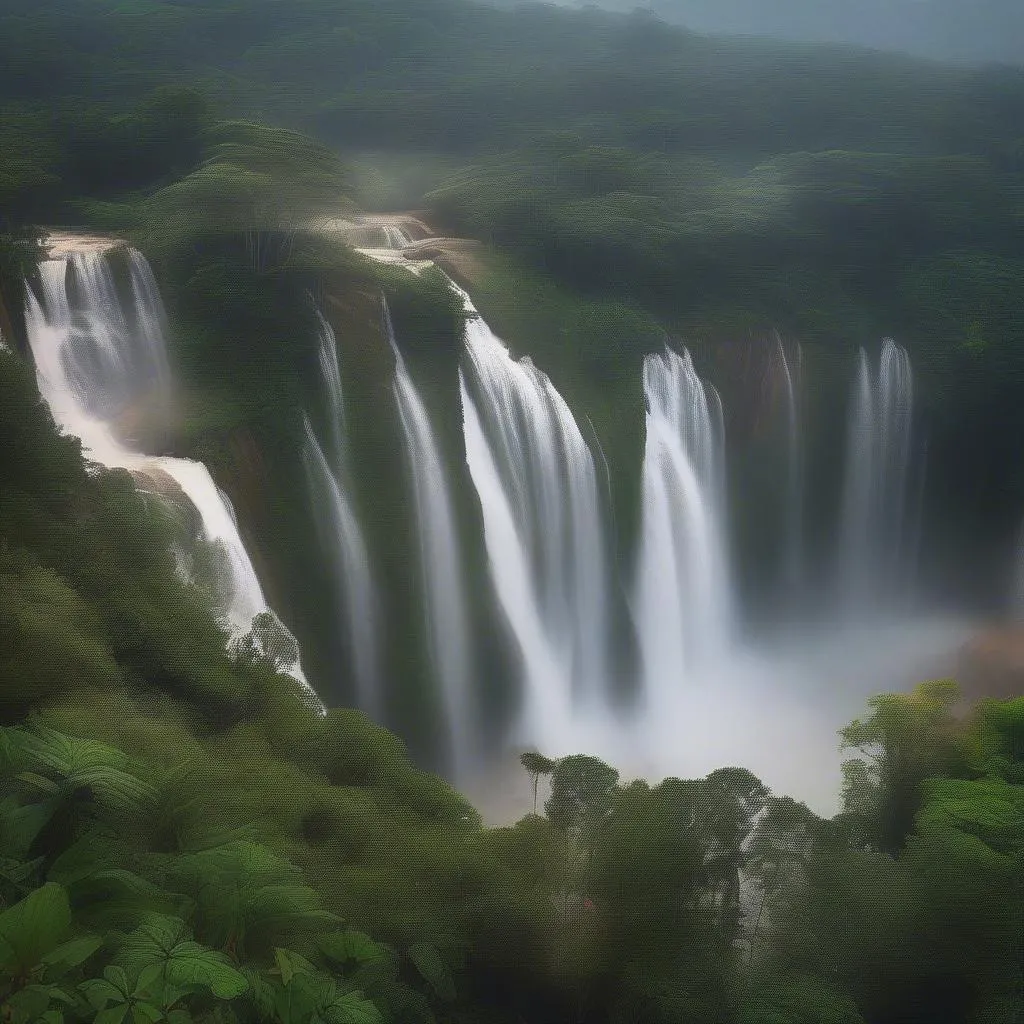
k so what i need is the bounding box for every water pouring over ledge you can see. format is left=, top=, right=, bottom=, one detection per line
left=454, top=279, right=612, bottom=753
left=343, top=236, right=972, bottom=819
left=633, top=345, right=733, bottom=706
left=25, top=248, right=320, bottom=710
left=836, top=338, right=916, bottom=614
left=303, top=416, right=379, bottom=715
left=384, top=298, right=475, bottom=778
left=305, top=307, right=381, bottom=713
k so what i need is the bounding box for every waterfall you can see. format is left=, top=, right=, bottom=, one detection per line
left=381, top=225, right=411, bottom=248
left=150, top=458, right=268, bottom=635
left=634, top=346, right=733, bottom=705
left=126, top=248, right=173, bottom=397
left=456, top=286, right=610, bottom=744
left=384, top=300, right=473, bottom=776
left=776, top=334, right=802, bottom=595
left=836, top=339, right=914, bottom=609
left=303, top=313, right=380, bottom=714
left=316, top=308, right=347, bottom=461
left=303, top=418, right=380, bottom=715
left=25, top=249, right=317, bottom=702
left=462, top=377, right=570, bottom=740
left=838, top=348, right=875, bottom=603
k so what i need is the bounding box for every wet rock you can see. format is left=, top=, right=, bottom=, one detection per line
left=955, top=624, right=1024, bottom=709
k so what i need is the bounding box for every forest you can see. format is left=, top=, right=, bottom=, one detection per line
left=1, top=1, right=1023, bottom=1023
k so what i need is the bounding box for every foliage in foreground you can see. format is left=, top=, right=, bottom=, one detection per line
left=0, top=16, right=1021, bottom=1015
left=2, top=311, right=1024, bottom=1021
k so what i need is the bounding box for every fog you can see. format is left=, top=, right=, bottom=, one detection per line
left=486, top=0, right=1024, bottom=64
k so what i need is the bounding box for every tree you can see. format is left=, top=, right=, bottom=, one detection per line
left=743, top=796, right=824, bottom=968
left=586, top=777, right=734, bottom=1024
left=544, top=755, right=619, bottom=839
left=519, top=750, right=557, bottom=814
left=839, top=679, right=962, bottom=855
left=683, top=767, right=769, bottom=944
left=167, top=840, right=336, bottom=961
left=230, top=612, right=299, bottom=675
left=142, top=120, right=354, bottom=271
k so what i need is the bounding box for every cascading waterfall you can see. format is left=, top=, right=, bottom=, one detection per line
left=303, top=313, right=380, bottom=714
left=634, top=346, right=733, bottom=704
left=461, top=377, right=570, bottom=738
left=381, top=225, right=411, bottom=248
left=152, top=459, right=269, bottom=637
left=126, top=248, right=173, bottom=398
left=456, top=284, right=610, bottom=746
left=776, top=334, right=803, bottom=595
left=838, top=348, right=874, bottom=601
left=343, top=228, right=968, bottom=814
left=316, top=309, right=347, bottom=459
left=384, top=299, right=474, bottom=776
left=25, top=248, right=316, bottom=701
left=836, top=339, right=914, bottom=609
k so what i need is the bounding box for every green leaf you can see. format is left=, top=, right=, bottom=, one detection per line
left=272, top=970, right=321, bottom=1024
left=115, top=914, right=247, bottom=999
left=325, top=989, right=383, bottom=1024
left=39, top=934, right=103, bottom=976
left=164, top=941, right=248, bottom=999
left=131, top=1002, right=164, bottom=1024
left=0, top=798, right=55, bottom=857
left=0, top=883, right=72, bottom=973
left=275, top=947, right=294, bottom=986
left=341, top=954, right=399, bottom=996
left=0, top=855, right=44, bottom=886
left=240, top=966, right=275, bottom=1018
left=318, top=931, right=388, bottom=967
left=79, top=977, right=124, bottom=1011
left=41, top=985, right=76, bottom=1006
left=40, top=1011, right=63, bottom=1024
left=5, top=982, right=53, bottom=1021
left=104, top=965, right=132, bottom=995
left=95, top=1006, right=130, bottom=1024
left=15, top=771, right=60, bottom=795
left=407, top=944, right=456, bottom=1002
left=135, top=963, right=164, bottom=998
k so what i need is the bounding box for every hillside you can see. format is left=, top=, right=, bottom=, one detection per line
left=485, top=0, right=1024, bottom=66
left=1, top=3, right=1023, bottom=1022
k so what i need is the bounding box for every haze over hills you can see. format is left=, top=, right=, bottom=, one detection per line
left=1, top=2, right=1024, bottom=1021
left=483, top=0, right=1024, bottom=65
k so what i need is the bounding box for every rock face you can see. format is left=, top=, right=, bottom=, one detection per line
left=44, top=230, right=123, bottom=259
left=956, top=625, right=1024, bottom=709
left=129, top=464, right=187, bottom=501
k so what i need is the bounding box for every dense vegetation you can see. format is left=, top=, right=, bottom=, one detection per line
left=4, top=0, right=1021, bottom=590
left=2, top=338, right=1022, bottom=1024
left=2, top=2, right=1023, bottom=1022
left=1, top=343, right=1021, bottom=1022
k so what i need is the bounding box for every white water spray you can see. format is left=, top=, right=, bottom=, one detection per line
left=25, top=250, right=316, bottom=702
left=384, top=300, right=474, bottom=775
left=303, top=313, right=379, bottom=713
left=634, top=346, right=733, bottom=705
left=837, top=339, right=914, bottom=610
left=776, top=334, right=803, bottom=595
left=456, top=285, right=610, bottom=742
left=381, top=225, right=411, bottom=248
left=345, top=228, right=963, bottom=818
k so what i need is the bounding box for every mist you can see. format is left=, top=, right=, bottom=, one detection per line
left=484, top=0, right=1024, bottom=64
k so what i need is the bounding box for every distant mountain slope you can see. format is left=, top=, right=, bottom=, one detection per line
left=485, top=0, right=1024, bottom=66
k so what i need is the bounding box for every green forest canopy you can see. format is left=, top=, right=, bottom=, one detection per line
left=1, top=3, right=1023, bottom=1022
